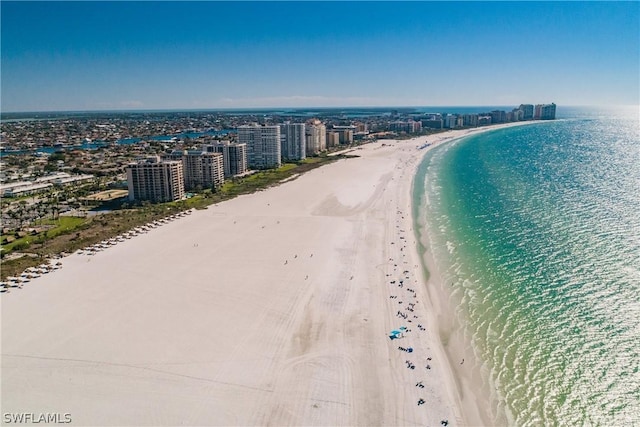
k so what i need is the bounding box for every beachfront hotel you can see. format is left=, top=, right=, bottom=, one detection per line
left=279, top=123, right=306, bottom=161
left=126, top=156, right=185, bottom=202
left=205, top=142, right=248, bottom=178
left=238, top=124, right=281, bottom=169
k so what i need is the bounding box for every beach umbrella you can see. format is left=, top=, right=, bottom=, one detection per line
left=390, top=330, right=405, bottom=340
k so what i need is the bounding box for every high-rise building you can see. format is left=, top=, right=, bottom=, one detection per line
left=355, top=122, right=368, bottom=133
left=534, top=103, right=556, bottom=120
left=326, top=132, right=340, bottom=148
left=390, top=120, right=422, bottom=133
left=305, top=122, right=326, bottom=155
left=509, top=109, right=524, bottom=121
left=540, top=103, right=557, bottom=120
left=166, top=150, right=224, bottom=190
left=238, top=125, right=281, bottom=169
left=490, top=110, right=507, bottom=124
left=205, top=142, right=248, bottom=177
left=126, top=156, right=185, bottom=203
left=478, top=116, right=492, bottom=126
left=167, top=150, right=224, bottom=190
left=390, top=121, right=407, bottom=132
left=183, top=151, right=224, bottom=190
left=280, top=123, right=306, bottom=161
left=166, top=150, right=184, bottom=162
left=336, top=129, right=353, bottom=144
left=445, top=114, right=459, bottom=129
left=462, top=114, right=479, bottom=127
left=422, top=119, right=443, bottom=129
left=518, top=104, right=534, bottom=120
left=534, top=104, right=542, bottom=119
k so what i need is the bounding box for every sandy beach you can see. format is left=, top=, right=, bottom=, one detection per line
left=2, top=123, right=532, bottom=426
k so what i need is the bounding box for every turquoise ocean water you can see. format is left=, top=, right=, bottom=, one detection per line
left=414, top=107, right=639, bottom=426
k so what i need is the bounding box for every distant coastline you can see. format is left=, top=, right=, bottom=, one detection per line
left=1, top=105, right=558, bottom=122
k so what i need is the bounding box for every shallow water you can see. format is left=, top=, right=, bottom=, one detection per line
left=415, top=109, right=640, bottom=425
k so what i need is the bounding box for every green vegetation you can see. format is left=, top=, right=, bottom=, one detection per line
left=0, top=155, right=348, bottom=280
left=1, top=217, right=86, bottom=253
left=44, top=216, right=87, bottom=237
left=210, top=160, right=332, bottom=199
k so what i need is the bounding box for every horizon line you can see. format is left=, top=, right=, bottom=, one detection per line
left=4, top=103, right=631, bottom=116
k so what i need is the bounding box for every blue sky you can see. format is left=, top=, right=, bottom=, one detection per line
left=1, top=1, right=638, bottom=112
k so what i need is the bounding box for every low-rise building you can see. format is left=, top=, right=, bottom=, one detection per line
left=0, top=182, right=53, bottom=197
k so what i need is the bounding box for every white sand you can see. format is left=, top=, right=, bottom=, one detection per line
left=2, top=123, right=535, bottom=426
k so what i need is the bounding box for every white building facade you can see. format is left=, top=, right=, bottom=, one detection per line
left=238, top=125, right=281, bottom=169
left=280, top=123, right=306, bottom=161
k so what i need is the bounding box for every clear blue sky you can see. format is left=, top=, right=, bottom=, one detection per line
left=1, top=1, right=638, bottom=112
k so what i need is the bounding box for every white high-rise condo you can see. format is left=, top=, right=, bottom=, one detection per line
left=238, top=125, right=281, bottom=169
left=280, top=123, right=306, bottom=161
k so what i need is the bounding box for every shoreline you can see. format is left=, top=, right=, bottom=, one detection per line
left=409, top=120, right=544, bottom=426
left=2, top=121, right=540, bottom=426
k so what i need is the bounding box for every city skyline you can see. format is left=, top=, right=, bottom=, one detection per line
left=1, top=1, right=638, bottom=112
